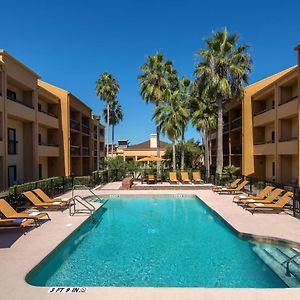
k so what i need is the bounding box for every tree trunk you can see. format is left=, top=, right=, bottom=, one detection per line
left=106, top=103, right=110, bottom=158
left=181, top=126, right=185, bottom=170
left=172, top=140, right=176, bottom=171
left=155, top=102, right=161, bottom=172
left=111, top=124, right=115, bottom=157
left=204, top=129, right=210, bottom=178
left=216, top=98, right=223, bottom=175
left=209, top=138, right=212, bottom=172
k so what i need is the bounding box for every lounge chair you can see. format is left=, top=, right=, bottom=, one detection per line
left=181, top=172, right=191, bottom=184
left=236, top=188, right=284, bottom=207
left=192, top=172, right=203, bottom=184
left=246, top=191, right=293, bottom=214
left=218, top=180, right=249, bottom=194
left=233, top=185, right=274, bottom=202
left=169, top=172, right=179, bottom=184
left=213, top=178, right=241, bottom=191
left=0, top=217, right=36, bottom=233
left=33, top=188, right=68, bottom=204
left=23, top=191, right=67, bottom=210
left=0, top=198, right=50, bottom=226
left=147, top=175, right=156, bottom=184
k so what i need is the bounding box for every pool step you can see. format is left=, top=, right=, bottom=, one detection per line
left=252, top=244, right=300, bottom=287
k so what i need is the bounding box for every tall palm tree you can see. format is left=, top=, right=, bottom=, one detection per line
left=103, top=100, right=124, bottom=155
left=195, top=28, right=252, bottom=175
left=191, top=98, right=217, bottom=178
left=178, top=76, right=192, bottom=170
left=96, top=72, right=120, bottom=157
left=154, top=90, right=189, bottom=170
left=138, top=53, right=176, bottom=163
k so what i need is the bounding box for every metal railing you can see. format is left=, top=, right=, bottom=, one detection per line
left=70, top=145, right=81, bottom=155
left=253, top=105, right=274, bottom=116
left=82, top=146, right=89, bottom=156
left=38, top=107, right=58, bottom=118
left=231, top=117, right=242, bottom=130
left=81, top=124, right=90, bottom=134
left=70, top=119, right=80, bottom=131
left=279, top=95, right=298, bottom=106
left=282, top=251, right=300, bottom=276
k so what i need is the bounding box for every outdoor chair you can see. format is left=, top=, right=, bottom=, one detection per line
left=181, top=172, right=191, bottom=184
left=33, top=188, right=68, bottom=204
left=217, top=180, right=249, bottom=194
left=246, top=191, right=293, bottom=214
left=192, top=172, right=203, bottom=184
left=233, top=185, right=274, bottom=202
left=169, top=172, right=179, bottom=184
left=213, top=178, right=241, bottom=191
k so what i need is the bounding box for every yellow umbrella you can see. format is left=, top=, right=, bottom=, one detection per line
left=137, top=156, right=165, bottom=162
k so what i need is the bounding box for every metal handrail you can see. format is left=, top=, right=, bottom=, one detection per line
left=282, top=251, right=300, bottom=276
left=69, top=195, right=95, bottom=215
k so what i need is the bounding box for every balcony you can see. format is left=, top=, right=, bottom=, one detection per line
left=254, top=140, right=275, bottom=155
left=231, top=117, right=242, bottom=130
left=38, top=110, right=59, bottom=128
left=278, top=137, right=298, bottom=155
left=38, top=144, right=59, bottom=157
left=82, top=146, right=89, bottom=156
left=70, top=145, right=81, bottom=156
left=231, top=144, right=242, bottom=155
left=278, top=96, right=298, bottom=119
left=81, top=124, right=90, bottom=135
left=70, top=119, right=80, bottom=131
left=7, top=95, right=34, bottom=109
left=253, top=107, right=275, bottom=127
left=6, top=98, right=35, bottom=121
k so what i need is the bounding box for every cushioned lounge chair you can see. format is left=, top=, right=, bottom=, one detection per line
left=235, top=188, right=284, bottom=206
left=213, top=178, right=241, bottom=191
left=192, top=172, right=203, bottom=184
left=181, top=172, right=191, bottom=184
left=33, top=188, right=66, bottom=203
left=23, top=191, right=67, bottom=210
left=0, top=198, right=50, bottom=223
left=0, top=217, right=36, bottom=233
left=147, top=175, right=156, bottom=184
left=246, top=191, right=293, bottom=214
left=233, top=185, right=274, bottom=202
left=169, top=172, right=178, bottom=184
left=218, top=180, right=249, bottom=194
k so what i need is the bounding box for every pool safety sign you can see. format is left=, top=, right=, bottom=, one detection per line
left=48, top=287, right=87, bottom=294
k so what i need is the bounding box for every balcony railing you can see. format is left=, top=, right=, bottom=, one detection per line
left=70, top=145, right=81, bottom=155
left=279, top=95, right=298, bottom=106
left=231, top=117, right=242, bottom=130
left=253, top=105, right=274, bottom=116
left=81, top=124, right=90, bottom=135
left=7, top=96, right=34, bottom=109
left=38, top=107, right=58, bottom=118
left=70, top=119, right=80, bottom=131
left=93, top=132, right=98, bottom=139
left=223, top=123, right=229, bottom=133
left=279, top=136, right=298, bottom=142
left=82, top=146, right=89, bottom=156
left=38, top=141, right=59, bottom=147
left=254, top=140, right=275, bottom=145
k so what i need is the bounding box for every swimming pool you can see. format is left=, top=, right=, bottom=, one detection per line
left=26, top=196, right=295, bottom=288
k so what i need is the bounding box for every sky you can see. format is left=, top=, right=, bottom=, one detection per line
left=1, top=0, right=300, bottom=144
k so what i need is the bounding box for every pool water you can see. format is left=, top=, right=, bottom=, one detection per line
left=27, top=196, right=287, bottom=288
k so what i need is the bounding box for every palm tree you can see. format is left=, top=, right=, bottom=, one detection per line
left=138, top=53, right=176, bottom=163
left=103, top=100, right=124, bottom=155
left=191, top=98, right=217, bottom=178
left=96, top=72, right=120, bottom=157
left=195, top=28, right=252, bottom=175
left=154, top=90, right=189, bottom=171
left=178, top=76, right=192, bottom=170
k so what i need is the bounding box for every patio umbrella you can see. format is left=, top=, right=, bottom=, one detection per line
left=137, top=156, right=165, bottom=162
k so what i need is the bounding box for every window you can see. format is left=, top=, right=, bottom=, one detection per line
left=38, top=134, right=41, bottom=145
left=7, top=128, right=17, bottom=154
left=8, top=165, right=17, bottom=187
left=271, top=131, right=275, bottom=143
left=7, top=89, right=17, bottom=101
left=38, top=164, right=42, bottom=180
left=272, top=161, right=275, bottom=177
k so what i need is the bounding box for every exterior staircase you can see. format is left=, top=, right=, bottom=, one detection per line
left=252, top=243, right=300, bottom=287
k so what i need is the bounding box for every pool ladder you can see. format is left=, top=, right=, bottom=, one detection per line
left=282, top=251, right=300, bottom=276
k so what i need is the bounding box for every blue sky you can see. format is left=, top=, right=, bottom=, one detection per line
left=1, top=0, right=300, bottom=144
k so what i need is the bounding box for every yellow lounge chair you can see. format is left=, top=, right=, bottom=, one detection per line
left=233, top=185, right=274, bottom=202
left=236, top=188, right=284, bottom=206
left=218, top=180, right=249, bottom=194
left=213, top=178, right=241, bottom=191
left=0, top=217, right=36, bottom=233
left=0, top=198, right=50, bottom=223
left=169, top=172, right=178, bottom=184
left=33, top=188, right=67, bottom=204
left=246, top=191, right=293, bottom=214
left=181, top=172, right=191, bottom=184
left=147, top=175, right=156, bottom=184
left=192, top=172, right=203, bottom=184
left=23, top=191, right=67, bottom=210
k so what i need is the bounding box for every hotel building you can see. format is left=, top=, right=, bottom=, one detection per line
left=0, top=50, right=105, bottom=190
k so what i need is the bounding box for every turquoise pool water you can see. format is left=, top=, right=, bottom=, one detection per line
left=27, top=196, right=287, bottom=288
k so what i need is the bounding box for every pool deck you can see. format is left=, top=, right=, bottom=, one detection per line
left=1, top=187, right=300, bottom=299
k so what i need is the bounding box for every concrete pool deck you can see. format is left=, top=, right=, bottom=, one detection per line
left=1, top=188, right=300, bottom=299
